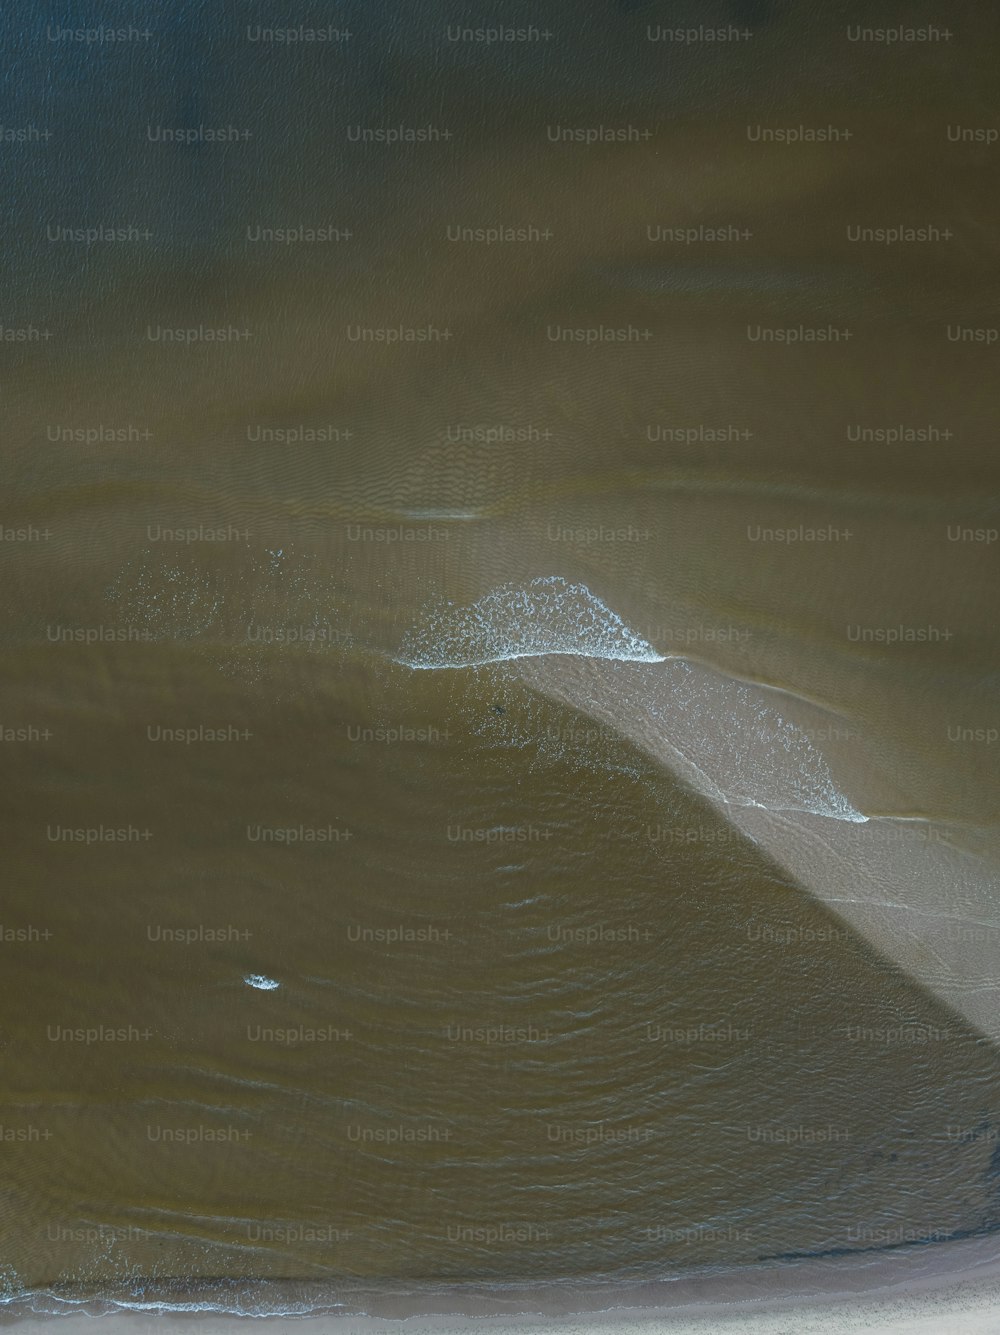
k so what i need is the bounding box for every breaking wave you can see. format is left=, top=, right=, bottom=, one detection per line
left=394, top=576, right=667, bottom=669
left=397, top=576, right=867, bottom=825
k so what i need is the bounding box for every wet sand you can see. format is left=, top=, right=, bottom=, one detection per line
left=5, top=1235, right=1000, bottom=1331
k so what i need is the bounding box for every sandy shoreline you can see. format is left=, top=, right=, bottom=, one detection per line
left=4, top=1233, right=1000, bottom=1331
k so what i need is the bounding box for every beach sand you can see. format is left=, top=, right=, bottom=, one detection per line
left=5, top=1235, right=999, bottom=1331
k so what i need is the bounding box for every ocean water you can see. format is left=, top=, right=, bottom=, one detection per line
left=3, top=0, right=1000, bottom=1321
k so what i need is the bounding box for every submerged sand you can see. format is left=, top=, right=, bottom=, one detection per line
left=516, top=651, right=1000, bottom=1047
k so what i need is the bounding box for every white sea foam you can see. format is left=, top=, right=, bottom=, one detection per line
left=244, top=974, right=280, bottom=991
left=635, top=659, right=868, bottom=824
left=396, top=576, right=866, bottom=825
left=3, top=1288, right=335, bottom=1318
left=527, top=656, right=868, bottom=825
left=394, top=576, right=667, bottom=669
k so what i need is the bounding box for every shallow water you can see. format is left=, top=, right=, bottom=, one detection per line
left=4, top=633, right=1000, bottom=1311
left=3, top=0, right=1000, bottom=1318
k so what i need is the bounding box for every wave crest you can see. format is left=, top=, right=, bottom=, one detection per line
left=394, top=576, right=667, bottom=669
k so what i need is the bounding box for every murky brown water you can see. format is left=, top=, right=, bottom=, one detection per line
left=3, top=0, right=1000, bottom=1318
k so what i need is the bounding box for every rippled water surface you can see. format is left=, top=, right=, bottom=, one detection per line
left=3, top=0, right=1000, bottom=1319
